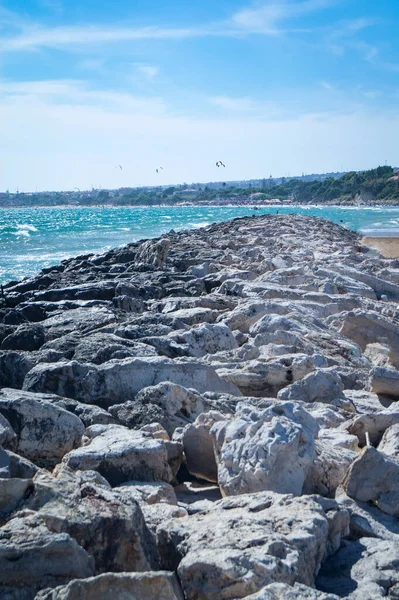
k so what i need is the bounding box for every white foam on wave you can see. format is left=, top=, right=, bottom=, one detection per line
left=17, top=224, right=38, bottom=232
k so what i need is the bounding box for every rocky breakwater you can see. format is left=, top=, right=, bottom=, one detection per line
left=1, top=214, right=399, bottom=599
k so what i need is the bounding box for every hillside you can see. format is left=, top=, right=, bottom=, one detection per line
left=1, top=166, right=398, bottom=207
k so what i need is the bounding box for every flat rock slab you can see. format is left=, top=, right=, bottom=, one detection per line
left=24, top=357, right=241, bottom=407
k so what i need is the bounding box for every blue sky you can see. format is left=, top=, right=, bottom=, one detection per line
left=0, top=0, right=398, bottom=191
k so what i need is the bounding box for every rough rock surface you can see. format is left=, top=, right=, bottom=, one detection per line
left=35, top=571, right=184, bottom=600
left=157, top=491, right=349, bottom=599
left=1, top=214, right=399, bottom=598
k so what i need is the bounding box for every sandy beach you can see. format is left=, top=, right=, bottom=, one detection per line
left=362, top=235, right=399, bottom=258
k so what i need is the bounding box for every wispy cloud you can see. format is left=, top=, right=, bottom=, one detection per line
left=135, top=64, right=159, bottom=80
left=320, top=80, right=335, bottom=91
left=232, top=0, right=338, bottom=34
left=209, top=96, right=260, bottom=112
left=0, top=78, right=166, bottom=113
left=0, top=0, right=341, bottom=53
left=326, top=18, right=378, bottom=58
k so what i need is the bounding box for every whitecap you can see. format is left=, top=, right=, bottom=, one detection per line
left=17, top=224, right=38, bottom=232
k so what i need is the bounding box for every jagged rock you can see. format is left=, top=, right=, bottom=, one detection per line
left=44, top=397, right=117, bottom=427
left=0, top=389, right=84, bottom=468
left=0, top=477, right=32, bottom=516
left=145, top=323, right=238, bottom=359
left=1, top=323, right=45, bottom=351
left=304, top=438, right=357, bottom=497
left=378, top=423, right=399, bottom=457
left=347, top=408, right=399, bottom=447
left=337, top=490, right=399, bottom=542
left=108, top=382, right=208, bottom=435
left=135, top=237, right=170, bottom=267
left=157, top=492, right=349, bottom=599
left=278, top=370, right=354, bottom=413
left=316, top=537, right=399, bottom=599
left=343, top=446, right=399, bottom=516
left=244, top=582, right=339, bottom=599
left=35, top=571, right=185, bottom=600
left=70, top=332, right=156, bottom=364
left=370, top=366, right=399, bottom=398
left=0, top=412, right=17, bottom=449
left=210, top=402, right=318, bottom=496
left=24, top=357, right=241, bottom=407
left=0, top=514, right=94, bottom=598
left=217, top=354, right=324, bottom=397
left=116, top=481, right=178, bottom=506
left=41, top=306, right=116, bottom=341
left=4, top=449, right=40, bottom=478
left=23, top=467, right=158, bottom=574
left=63, top=424, right=179, bottom=485
left=0, top=350, right=35, bottom=388
left=330, top=309, right=399, bottom=358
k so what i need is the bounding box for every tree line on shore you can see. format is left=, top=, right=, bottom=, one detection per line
left=2, top=165, right=398, bottom=207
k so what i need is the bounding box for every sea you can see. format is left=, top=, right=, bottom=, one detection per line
left=1, top=205, right=399, bottom=285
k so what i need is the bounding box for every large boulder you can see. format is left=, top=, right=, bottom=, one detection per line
left=0, top=514, right=94, bottom=598
left=217, top=354, right=323, bottom=397
left=157, top=492, right=349, bottom=600
left=35, top=571, right=184, bottom=600
left=370, top=367, right=399, bottom=399
left=24, top=467, right=158, bottom=574
left=135, top=237, right=170, bottom=268
left=1, top=323, right=45, bottom=351
left=63, top=424, right=180, bottom=485
left=277, top=370, right=352, bottom=412
left=41, top=306, right=116, bottom=341
left=210, top=402, right=318, bottom=496
left=24, top=357, right=241, bottom=407
left=0, top=389, right=84, bottom=468
left=347, top=408, right=399, bottom=447
left=108, top=382, right=209, bottom=435
left=343, top=447, right=399, bottom=516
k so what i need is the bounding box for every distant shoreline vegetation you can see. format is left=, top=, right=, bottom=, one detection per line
left=2, top=166, right=399, bottom=208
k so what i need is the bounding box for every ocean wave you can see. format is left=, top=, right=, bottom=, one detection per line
left=17, top=224, right=38, bottom=232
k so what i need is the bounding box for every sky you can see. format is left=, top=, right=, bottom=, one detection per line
left=0, top=0, right=398, bottom=191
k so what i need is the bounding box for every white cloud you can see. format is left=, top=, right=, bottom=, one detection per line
left=320, top=80, right=335, bottom=91
left=0, top=0, right=343, bottom=53
left=135, top=64, right=159, bottom=80
left=0, top=24, right=204, bottom=53
left=232, top=0, right=337, bottom=33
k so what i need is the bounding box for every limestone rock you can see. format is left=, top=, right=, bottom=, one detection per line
left=24, top=357, right=241, bottom=407
left=370, top=366, right=399, bottom=398
left=0, top=388, right=84, bottom=468
left=0, top=514, right=94, bottom=598
left=317, top=537, right=399, bottom=600
left=157, top=491, right=349, bottom=600
left=63, top=424, right=177, bottom=485
left=210, top=402, right=318, bottom=496
left=109, top=382, right=208, bottom=435
left=343, top=446, right=399, bottom=516
left=24, top=467, right=158, bottom=574
left=35, top=571, right=184, bottom=600
left=243, top=582, right=339, bottom=599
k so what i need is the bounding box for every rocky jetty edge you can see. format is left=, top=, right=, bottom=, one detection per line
left=1, top=214, right=399, bottom=600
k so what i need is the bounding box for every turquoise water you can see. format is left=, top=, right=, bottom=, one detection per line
left=1, top=205, right=399, bottom=285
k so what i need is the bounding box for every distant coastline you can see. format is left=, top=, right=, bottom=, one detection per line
left=2, top=165, right=399, bottom=209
